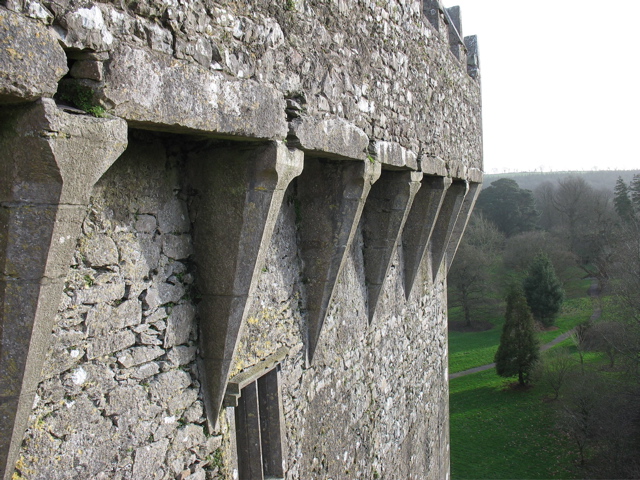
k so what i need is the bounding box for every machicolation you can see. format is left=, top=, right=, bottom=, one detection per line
left=0, top=0, right=482, bottom=478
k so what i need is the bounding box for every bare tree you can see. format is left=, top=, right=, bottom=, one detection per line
left=503, top=230, right=577, bottom=283
left=448, top=215, right=503, bottom=327
left=571, top=322, right=591, bottom=374
left=448, top=243, right=490, bottom=327
left=535, top=347, right=576, bottom=400
left=583, top=321, right=629, bottom=368
left=534, top=181, right=560, bottom=231
left=546, top=176, right=616, bottom=284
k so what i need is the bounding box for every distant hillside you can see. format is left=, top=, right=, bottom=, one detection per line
left=482, top=170, right=640, bottom=193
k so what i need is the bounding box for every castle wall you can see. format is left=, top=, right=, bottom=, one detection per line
left=0, top=0, right=482, bottom=478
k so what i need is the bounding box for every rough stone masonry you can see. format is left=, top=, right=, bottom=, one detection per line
left=0, top=0, right=482, bottom=478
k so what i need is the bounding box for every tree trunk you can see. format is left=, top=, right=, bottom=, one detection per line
left=462, top=288, right=472, bottom=327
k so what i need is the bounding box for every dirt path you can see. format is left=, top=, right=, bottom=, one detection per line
left=449, top=279, right=601, bottom=381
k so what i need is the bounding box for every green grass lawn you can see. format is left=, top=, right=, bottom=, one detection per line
left=450, top=347, right=612, bottom=480
left=449, top=279, right=594, bottom=374
left=448, top=272, right=606, bottom=480
left=449, top=299, right=591, bottom=374
left=450, top=370, right=580, bottom=479
left=537, top=297, right=593, bottom=344
left=449, top=318, right=503, bottom=373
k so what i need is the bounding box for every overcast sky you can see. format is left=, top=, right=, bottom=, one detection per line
left=445, top=0, right=640, bottom=174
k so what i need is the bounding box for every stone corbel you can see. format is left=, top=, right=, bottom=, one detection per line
left=402, top=175, right=452, bottom=299
left=296, top=157, right=381, bottom=363
left=362, top=142, right=422, bottom=322
left=0, top=98, right=127, bottom=480
left=186, top=141, right=303, bottom=430
left=363, top=171, right=423, bottom=322
left=444, top=182, right=481, bottom=273
left=288, top=117, right=382, bottom=362
left=429, top=180, right=469, bottom=282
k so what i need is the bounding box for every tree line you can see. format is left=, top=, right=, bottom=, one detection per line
left=449, top=173, right=640, bottom=478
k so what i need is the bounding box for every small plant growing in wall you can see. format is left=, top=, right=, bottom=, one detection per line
left=285, top=0, right=296, bottom=11
left=57, top=82, right=106, bottom=117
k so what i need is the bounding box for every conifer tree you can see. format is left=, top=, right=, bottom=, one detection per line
left=495, top=286, right=540, bottom=386
left=630, top=174, right=640, bottom=214
left=613, top=176, right=634, bottom=221
left=523, top=253, right=564, bottom=327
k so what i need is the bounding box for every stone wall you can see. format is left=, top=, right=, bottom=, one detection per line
left=0, top=0, right=482, bottom=479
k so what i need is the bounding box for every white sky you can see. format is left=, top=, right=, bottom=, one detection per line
left=445, top=0, right=640, bottom=174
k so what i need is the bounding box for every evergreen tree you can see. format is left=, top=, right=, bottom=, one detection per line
left=630, top=174, right=640, bottom=214
left=613, top=176, right=634, bottom=221
left=475, top=178, right=539, bottom=237
left=523, top=253, right=564, bottom=327
left=495, top=287, right=540, bottom=386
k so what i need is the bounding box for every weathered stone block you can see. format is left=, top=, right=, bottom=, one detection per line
left=0, top=7, right=67, bottom=103
left=69, top=59, right=104, bottom=81
left=420, top=156, right=448, bottom=177
left=74, top=281, right=126, bottom=305
left=167, top=346, right=197, bottom=366
left=117, top=346, right=164, bottom=369
left=101, top=44, right=287, bottom=140
left=58, top=5, right=115, bottom=52
left=85, top=303, right=115, bottom=336
left=81, top=234, right=119, bottom=267
left=135, top=214, right=158, bottom=233
left=104, top=385, right=148, bottom=415
left=288, top=117, right=369, bottom=160
left=41, top=344, right=85, bottom=380
left=158, top=198, right=191, bottom=234
left=162, top=234, right=193, bottom=260
left=118, top=299, right=143, bottom=327
left=149, top=370, right=191, bottom=401
left=175, top=425, right=206, bottom=450
left=130, top=361, right=161, bottom=379
left=144, top=282, right=186, bottom=312
left=132, top=439, right=169, bottom=480
left=164, top=303, right=195, bottom=348
left=86, top=330, right=135, bottom=359
left=374, top=141, right=419, bottom=171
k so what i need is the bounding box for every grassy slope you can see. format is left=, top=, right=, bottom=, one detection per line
left=449, top=276, right=597, bottom=479
left=450, top=369, right=579, bottom=479
left=450, top=348, right=608, bottom=480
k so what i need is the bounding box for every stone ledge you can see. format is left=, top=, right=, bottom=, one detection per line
left=101, top=44, right=288, bottom=140
left=420, top=155, right=448, bottom=177
left=288, top=116, right=369, bottom=161
left=447, top=160, right=483, bottom=183
left=372, top=141, right=419, bottom=171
